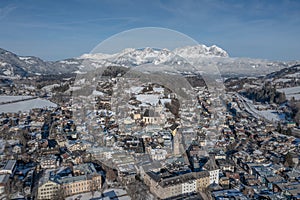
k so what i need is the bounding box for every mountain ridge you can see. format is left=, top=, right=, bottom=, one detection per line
left=0, top=45, right=298, bottom=78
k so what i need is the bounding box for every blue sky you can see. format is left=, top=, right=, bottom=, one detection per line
left=0, top=0, right=299, bottom=61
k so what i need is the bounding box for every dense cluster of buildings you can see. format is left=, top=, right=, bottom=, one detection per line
left=0, top=73, right=299, bottom=200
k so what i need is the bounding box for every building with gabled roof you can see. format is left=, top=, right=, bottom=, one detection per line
left=203, top=153, right=220, bottom=184
left=144, top=170, right=209, bottom=199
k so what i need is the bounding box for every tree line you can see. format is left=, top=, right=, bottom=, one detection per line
left=241, top=83, right=286, bottom=104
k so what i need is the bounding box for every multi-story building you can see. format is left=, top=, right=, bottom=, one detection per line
left=37, top=180, right=60, bottom=200
left=182, top=179, right=196, bottom=194
left=203, top=153, right=220, bottom=184
left=59, top=174, right=101, bottom=196
left=142, top=109, right=162, bottom=125
left=36, top=170, right=60, bottom=200
left=186, top=141, right=207, bottom=171
left=38, top=155, right=58, bottom=169
left=144, top=170, right=210, bottom=199
left=0, top=160, right=17, bottom=176
left=195, top=171, right=210, bottom=191
left=36, top=163, right=102, bottom=199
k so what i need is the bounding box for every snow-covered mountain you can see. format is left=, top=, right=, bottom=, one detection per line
left=174, top=44, right=229, bottom=58
left=0, top=45, right=298, bottom=78
left=78, top=44, right=228, bottom=66
left=0, top=48, right=81, bottom=77
left=77, top=45, right=297, bottom=77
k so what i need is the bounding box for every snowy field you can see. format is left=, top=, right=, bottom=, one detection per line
left=0, top=95, right=34, bottom=103
left=136, top=94, right=171, bottom=106
left=126, top=86, right=144, bottom=94
left=286, top=72, right=300, bottom=78
left=278, top=86, right=300, bottom=100
left=41, top=84, right=60, bottom=92
left=0, top=98, right=57, bottom=113
left=274, top=78, right=291, bottom=83
left=92, top=90, right=105, bottom=96
left=278, top=86, right=300, bottom=95
left=258, top=110, right=280, bottom=122
left=237, top=94, right=280, bottom=122
left=286, top=94, right=300, bottom=100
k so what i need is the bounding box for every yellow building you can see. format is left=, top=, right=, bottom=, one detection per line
left=195, top=171, right=210, bottom=191
left=61, top=175, right=102, bottom=196
left=37, top=164, right=102, bottom=199
left=37, top=180, right=60, bottom=200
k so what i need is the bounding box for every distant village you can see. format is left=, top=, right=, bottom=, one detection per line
left=0, top=67, right=300, bottom=200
